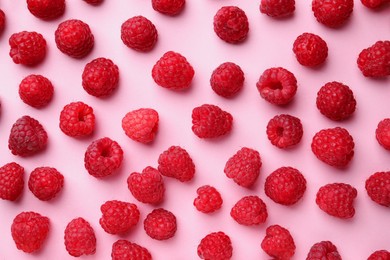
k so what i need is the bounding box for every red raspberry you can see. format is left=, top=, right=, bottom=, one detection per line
left=261, top=224, right=296, bottom=259
left=152, top=0, right=185, bottom=15
left=127, top=166, right=165, bottom=204
left=230, top=195, right=268, bottom=225
left=64, top=217, right=96, bottom=257
left=193, top=185, right=223, bottom=213
left=256, top=67, right=297, bottom=105
left=112, top=240, right=152, bottom=260
left=0, top=162, right=24, bottom=201
left=83, top=0, right=104, bottom=5
left=368, top=250, right=390, bottom=260
left=210, top=62, right=245, bottom=98
left=27, top=0, right=65, bottom=20
left=311, top=127, right=354, bottom=167
left=266, top=114, right=303, bottom=149
left=152, top=51, right=194, bottom=90
left=357, top=41, right=390, bottom=77
left=11, top=211, right=50, bottom=253
left=376, top=119, right=390, bottom=150
left=312, top=0, right=354, bottom=28
left=213, top=6, right=249, bottom=44
left=365, top=171, right=390, bottom=207
left=260, top=0, right=295, bottom=18
left=316, top=82, right=356, bottom=121
left=197, top=231, right=233, bottom=260
left=122, top=108, right=159, bottom=143
left=192, top=104, right=233, bottom=138
left=293, top=32, right=328, bottom=67
left=144, top=208, right=177, bottom=240
left=9, top=31, right=46, bottom=66
left=0, top=9, right=6, bottom=34
left=306, top=241, right=342, bottom=260
left=8, top=115, right=48, bottom=157
left=18, top=74, right=54, bottom=108
left=59, top=101, right=95, bottom=137
left=121, top=16, right=158, bottom=52
left=224, top=147, right=261, bottom=188
left=99, top=200, right=140, bottom=234
left=316, top=183, right=357, bottom=219
left=28, top=167, right=64, bottom=201
left=361, top=0, right=390, bottom=8
left=158, top=145, right=195, bottom=182
left=55, top=19, right=94, bottom=58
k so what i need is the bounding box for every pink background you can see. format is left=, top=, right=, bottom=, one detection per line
left=0, top=1, right=390, bottom=259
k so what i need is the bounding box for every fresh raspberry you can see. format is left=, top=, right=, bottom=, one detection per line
left=224, top=147, right=261, bottom=187
left=158, top=145, right=195, bottom=182
left=293, top=32, right=328, bottom=67
left=376, top=119, right=390, bottom=150
left=266, top=114, right=303, bottom=148
left=357, top=41, right=390, bottom=77
left=361, top=0, right=390, bottom=8
left=64, top=217, right=96, bottom=257
left=11, top=211, right=50, bottom=253
left=213, top=6, right=249, bottom=44
left=306, top=241, right=342, bottom=260
left=55, top=19, right=94, bottom=58
left=193, top=185, right=223, bottom=213
left=112, top=240, right=152, bottom=260
left=192, top=104, right=233, bottom=138
left=18, top=74, right=54, bottom=108
left=260, top=0, right=295, bottom=18
left=9, top=31, right=46, bottom=66
left=99, top=200, right=140, bottom=234
left=83, top=0, right=104, bottom=5
left=261, top=224, right=296, bottom=260
left=152, top=0, right=185, bottom=15
left=0, top=9, right=6, bottom=34
left=127, top=166, right=165, bottom=204
left=121, top=16, right=158, bottom=52
left=8, top=115, right=48, bottom=157
left=316, top=183, right=357, bottom=219
left=311, top=127, right=354, bottom=167
left=27, top=0, right=65, bottom=20
left=368, top=250, right=390, bottom=260
left=316, top=82, right=356, bottom=121
left=0, top=162, right=24, bottom=201
left=122, top=108, right=159, bottom=143
left=28, top=167, right=64, bottom=201
left=152, top=51, right=194, bottom=90
left=256, top=67, right=297, bottom=105
left=210, top=62, right=245, bottom=98
left=365, top=171, right=390, bottom=207
left=312, top=0, right=354, bottom=28
left=197, top=231, right=233, bottom=260
left=59, top=101, right=95, bottom=137
left=144, top=208, right=177, bottom=240
left=230, top=195, right=268, bottom=225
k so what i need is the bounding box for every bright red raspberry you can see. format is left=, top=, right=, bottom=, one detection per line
left=361, top=0, right=390, bottom=8
left=0, top=162, right=24, bottom=201
left=11, top=211, right=50, bottom=253
left=210, top=62, right=245, bottom=98
left=376, top=119, right=390, bottom=150
left=224, top=147, right=261, bottom=187
left=368, top=250, right=390, bottom=260
left=99, top=200, right=140, bottom=234
left=306, top=241, right=342, bottom=260
left=27, top=0, right=65, bottom=20
left=8, top=115, right=48, bottom=157
left=9, top=31, right=46, bottom=66
left=152, top=0, right=185, bottom=15
left=293, top=32, right=328, bottom=67
left=28, top=167, right=64, bottom=201
left=83, top=0, right=104, bottom=5
left=192, top=104, right=233, bottom=138
left=64, top=217, right=96, bottom=257
left=152, top=51, right=194, bottom=90
left=197, top=231, right=233, bottom=260
left=121, top=16, right=158, bottom=52
left=158, top=145, right=195, bottom=182
left=357, top=41, right=390, bottom=77
left=266, top=114, right=303, bottom=148
left=213, top=6, right=249, bottom=44
left=311, top=127, right=354, bottom=167
left=18, top=74, right=54, bottom=108
left=260, top=0, right=295, bottom=17
left=59, top=101, right=95, bottom=137
left=230, top=195, right=268, bottom=225
left=193, top=185, right=223, bottom=213
left=127, top=166, right=165, bottom=204
left=0, top=9, right=6, bottom=34
left=261, top=224, right=296, bottom=259
left=312, top=0, right=354, bottom=28
left=122, top=108, right=159, bottom=143
left=144, top=208, right=177, bottom=240
left=112, top=240, right=152, bottom=260
left=55, top=19, right=94, bottom=58
left=365, top=171, right=390, bottom=207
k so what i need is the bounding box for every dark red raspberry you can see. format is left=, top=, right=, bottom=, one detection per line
left=152, top=0, right=185, bottom=15
left=213, top=6, right=249, bottom=44
left=11, top=211, right=50, bottom=253
left=83, top=0, right=104, bottom=5
left=192, top=104, right=233, bottom=138
left=27, top=0, right=65, bottom=20
left=99, top=200, right=140, bottom=234
left=144, top=208, right=177, bottom=240
left=361, top=0, right=390, bottom=8
left=0, top=9, right=6, bottom=34
left=59, top=101, right=95, bottom=137
left=0, top=162, right=24, bottom=201
left=55, top=19, right=94, bottom=58
left=357, top=41, right=390, bottom=77
left=112, top=240, right=152, bottom=260
left=224, top=147, right=261, bottom=187
left=365, top=171, right=390, bottom=207
left=230, top=195, right=268, bottom=225
left=28, top=167, right=64, bottom=201
left=368, top=250, right=390, bottom=260
left=19, top=74, right=54, bottom=108
left=306, top=241, right=342, bottom=260
left=197, top=231, right=233, bottom=260
left=122, top=108, right=159, bottom=143
left=121, top=16, right=158, bottom=52
left=312, top=0, right=354, bottom=28
left=9, top=31, right=46, bottom=66
left=193, top=185, right=223, bottom=213
left=311, top=127, right=354, bottom=167
left=376, top=119, right=390, bottom=150
left=266, top=114, right=303, bottom=148
left=8, top=115, right=48, bottom=157
left=210, top=62, right=245, bottom=98
left=64, top=217, right=96, bottom=257
left=261, top=224, right=296, bottom=259
left=293, top=32, right=328, bottom=67
left=260, top=0, right=295, bottom=18
left=256, top=67, right=297, bottom=105
left=158, top=145, right=195, bottom=182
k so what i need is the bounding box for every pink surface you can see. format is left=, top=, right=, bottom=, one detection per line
left=0, top=1, right=390, bottom=259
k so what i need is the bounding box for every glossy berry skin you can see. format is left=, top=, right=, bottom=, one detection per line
left=64, top=218, right=96, bottom=257
left=368, top=250, right=390, bottom=260
left=266, top=114, right=303, bottom=148
left=9, top=31, right=46, bottom=66
left=357, top=41, right=390, bottom=77
left=0, top=9, right=5, bottom=34
left=213, top=6, right=249, bottom=44
left=122, top=108, right=159, bottom=143
left=28, top=167, right=64, bottom=201
left=192, top=104, right=233, bottom=138
left=144, top=208, right=177, bottom=240
left=306, top=241, right=342, bottom=260
left=59, top=101, right=95, bottom=137
left=0, top=162, right=24, bottom=201
left=99, top=200, right=140, bottom=234
left=197, top=231, right=233, bottom=260
left=260, top=0, right=295, bottom=18
left=193, top=185, right=223, bottom=213
left=261, top=225, right=295, bottom=260
left=312, top=0, right=354, bottom=28
left=365, top=171, right=390, bottom=207
left=111, top=240, right=152, bottom=260
left=230, top=195, right=268, bottom=225
left=210, top=62, right=245, bottom=98
left=152, top=0, right=185, bottom=15
left=27, top=0, right=65, bottom=20
left=19, top=74, right=54, bottom=108
left=293, top=32, right=328, bottom=67
left=361, top=0, right=390, bottom=8
left=158, top=146, right=195, bottom=182
left=121, top=16, right=158, bottom=52
left=376, top=119, right=390, bottom=150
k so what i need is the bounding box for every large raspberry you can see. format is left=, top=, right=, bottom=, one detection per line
left=152, top=0, right=185, bottom=15
left=27, top=0, right=65, bottom=20
left=261, top=224, right=296, bottom=259
left=368, top=250, right=390, bottom=260
left=230, top=195, right=268, bottom=225
left=83, top=0, right=104, bottom=5
left=0, top=9, right=5, bottom=34
left=306, top=241, right=342, bottom=260
left=122, top=108, right=159, bottom=143
left=111, top=240, right=152, bottom=260
left=361, top=0, right=390, bottom=8
left=293, top=32, right=328, bottom=67
left=9, top=31, right=46, bottom=66
left=99, top=200, right=140, bottom=234
left=0, top=162, right=24, bottom=201
left=121, top=16, right=158, bottom=52
left=192, top=104, right=233, bottom=138
left=365, top=171, right=390, bottom=207
left=357, top=41, right=390, bottom=77
left=59, top=101, right=95, bottom=137
left=64, top=217, right=96, bottom=257
left=312, top=0, right=354, bottom=28
left=210, top=62, right=245, bottom=98
left=28, top=167, right=64, bottom=201
left=266, top=114, right=303, bottom=148
left=19, top=74, right=54, bottom=108
left=197, top=231, right=233, bottom=260
left=193, top=185, right=223, bottom=213
left=376, top=119, right=390, bottom=150
left=213, top=6, right=249, bottom=44
left=144, top=208, right=177, bottom=240
left=158, top=145, right=195, bottom=182
left=260, top=0, right=295, bottom=18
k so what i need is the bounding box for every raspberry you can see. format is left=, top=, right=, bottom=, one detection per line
left=266, top=114, right=303, bottom=148
left=311, top=127, right=354, bottom=167
left=192, top=104, right=233, bottom=138
left=9, top=31, right=46, bottom=66
left=361, top=0, right=390, bottom=8
left=365, top=171, right=390, bottom=207
left=197, top=231, right=233, bottom=260
left=210, top=62, right=245, bottom=98
left=127, top=166, right=165, bottom=204
left=213, top=6, right=249, bottom=44
left=55, top=19, right=94, bottom=58
left=99, top=200, right=140, bottom=234
left=293, top=32, right=328, bottom=67
left=224, top=147, right=261, bottom=187
left=152, top=0, right=185, bottom=15
left=28, top=167, right=64, bottom=201
left=122, top=108, right=159, bottom=143
left=158, top=145, right=195, bottom=182
left=261, top=224, right=296, bottom=259
left=59, top=101, right=95, bottom=137
left=306, top=241, right=342, bottom=260
left=112, top=240, right=152, bottom=260
left=0, top=162, right=24, bottom=201
left=64, top=217, right=96, bottom=257
left=312, top=0, right=354, bottom=28
left=26, top=0, right=65, bottom=20
left=193, top=185, right=223, bottom=213
left=316, top=82, right=356, bottom=121
left=357, top=41, right=390, bottom=77
left=83, top=0, right=104, bottom=5
left=11, top=211, right=50, bottom=253
left=152, top=51, right=194, bottom=90
left=368, top=250, right=390, bottom=260
left=316, top=183, right=357, bottom=218
left=144, top=208, right=177, bottom=240
left=121, top=16, right=158, bottom=52
left=256, top=67, right=297, bottom=105
left=376, top=119, right=390, bottom=150
left=230, top=195, right=268, bottom=225
left=18, top=74, right=54, bottom=108
left=260, top=0, right=295, bottom=18
left=0, top=9, right=5, bottom=34
left=8, top=115, right=48, bottom=157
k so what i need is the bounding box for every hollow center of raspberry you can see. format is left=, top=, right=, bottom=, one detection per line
left=78, top=112, right=86, bottom=122
left=276, top=127, right=284, bottom=136
left=100, top=148, right=111, bottom=157
left=270, top=82, right=283, bottom=90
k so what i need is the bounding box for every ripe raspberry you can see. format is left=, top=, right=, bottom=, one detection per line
left=213, top=6, right=249, bottom=44
left=55, top=19, right=94, bottom=58
left=122, top=108, right=159, bottom=143
left=112, top=240, right=152, bottom=260
left=152, top=0, right=185, bottom=15
left=64, top=217, right=96, bottom=257
left=256, top=67, right=297, bottom=105
left=361, top=0, right=390, bottom=8
left=11, top=211, right=50, bottom=253
left=121, top=16, right=158, bottom=52
left=293, top=32, right=328, bottom=67
left=197, top=231, right=233, bottom=260
left=365, top=171, right=390, bottom=207
left=99, top=200, right=140, bottom=234
left=83, top=0, right=104, bottom=5
left=210, top=62, right=245, bottom=98
left=230, top=195, right=268, bottom=225
left=9, top=31, right=46, bottom=66
left=260, top=0, right=295, bottom=18
left=261, top=224, right=296, bottom=259
left=368, top=250, right=390, bottom=260
left=192, top=104, right=233, bottom=138
left=0, top=9, right=6, bottom=34
left=224, top=147, right=261, bottom=187
left=266, top=114, right=303, bottom=148
left=0, top=162, right=24, bottom=201
left=152, top=51, right=194, bottom=90
left=312, top=0, right=354, bottom=28
left=376, top=119, right=390, bottom=150
left=59, top=101, right=95, bottom=137
left=8, top=115, right=48, bottom=157
left=18, top=74, right=54, bottom=108
left=357, top=41, right=390, bottom=77
left=193, top=185, right=223, bottom=213
left=27, top=0, right=65, bottom=20
left=158, top=145, right=195, bottom=182
left=316, top=183, right=357, bottom=218
left=28, top=167, right=64, bottom=201
left=144, top=208, right=177, bottom=240
left=311, top=127, right=354, bottom=167
left=306, top=241, right=342, bottom=260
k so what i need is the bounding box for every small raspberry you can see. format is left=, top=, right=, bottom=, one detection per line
left=368, top=250, right=390, bottom=260
left=112, top=240, right=152, bottom=260
left=293, top=32, right=328, bottom=67
left=230, top=195, right=268, bottom=225
left=27, top=0, right=65, bottom=20
left=260, top=0, right=295, bottom=18
left=312, top=0, right=354, bottom=28
left=261, top=224, right=296, bottom=259
left=193, top=185, right=223, bottom=213
left=64, top=217, right=96, bottom=257
left=0, top=162, right=24, bottom=201
left=365, top=171, right=390, bottom=207
left=9, top=31, right=46, bottom=66
left=376, top=119, right=390, bottom=150
left=144, top=208, right=177, bottom=240
left=158, top=145, right=195, bottom=182
left=152, top=0, right=185, bottom=15
left=121, top=16, right=158, bottom=52
left=210, top=62, right=245, bottom=98
left=84, top=137, right=123, bottom=178
left=361, top=0, right=390, bottom=8
left=197, top=231, right=233, bottom=260
left=266, top=114, right=303, bottom=148
left=357, top=41, right=390, bottom=77
left=122, top=108, right=159, bottom=143
left=0, top=9, right=6, bottom=34
left=18, top=74, right=54, bottom=108
left=83, top=0, right=104, bottom=5
left=28, top=167, right=64, bottom=201
left=11, top=211, right=50, bottom=253
left=213, top=6, right=249, bottom=44
left=99, top=200, right=140, bottom=234
left=306, top=241, right=342, bottom=260
left=59, top=101, right=95, bottom=137
left=192, top=104, right=233, bottom=138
